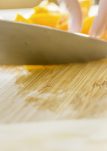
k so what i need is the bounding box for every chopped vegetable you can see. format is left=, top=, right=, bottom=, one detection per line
left=79, top=0, right=93, bottom=17
left=15, top=5, right=67, bottom=29
left=29, top=13, right=63, bottom=27
left=82, top=16, right=95, bottom=34
left=15, top=14, right=30, bottom=23
left=15, top=1, right=107, bottom=40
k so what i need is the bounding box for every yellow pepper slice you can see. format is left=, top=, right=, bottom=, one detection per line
left=56, top=16, right=68, bottom=31
left=15, top=14, right=30, bottom=23
left=79, top=0, right=93, bottom=18
left=82, top=16, right=95, bottom=34
left=34, top=6, right=49, bottom=14
left=29, top=13, right=62, bottom=27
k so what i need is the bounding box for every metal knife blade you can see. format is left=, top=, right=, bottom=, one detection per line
left=0, top=19, right=107, bottom=65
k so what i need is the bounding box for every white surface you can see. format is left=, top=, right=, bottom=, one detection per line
left=89, top=5, right=98, bottom=16
left=0, top=120, right=107, bottom=151
left=0, top=9, right=33, bottom=20
left=0, top=3, right=65, bottom=20
left=0, top=5, right=98, bottom=20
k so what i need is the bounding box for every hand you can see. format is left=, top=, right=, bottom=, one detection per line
left=90, top=0, right=107, bottom=37
left=37, top=0, right=82, bottom=33
left=57, top=0, right=83, bottom=32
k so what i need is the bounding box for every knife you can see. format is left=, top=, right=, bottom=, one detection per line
left=0, top=19, right=107, bottom=65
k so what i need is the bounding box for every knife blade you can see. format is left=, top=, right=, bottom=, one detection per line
left=0, top=19, right=107, bottom=65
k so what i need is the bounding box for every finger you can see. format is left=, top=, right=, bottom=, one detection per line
left=90, top=16, right=106, bottom=37
left=64, top=0, right=83, bottom=32
left=90, top=0, right=107, bottom=37
left=101, top=20, right=107, bottom=40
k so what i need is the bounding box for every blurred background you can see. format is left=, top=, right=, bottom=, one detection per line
left=0, top=0, right=99, bottom=9
left=0, top=0, right=41, bottom=9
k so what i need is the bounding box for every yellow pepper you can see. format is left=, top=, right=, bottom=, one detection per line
left=15, top=14, right=30, bottom=23
left=34, top=6, right=49, bottom=14
left=82, top=16, right=95, bottom=34
left=56, top=15, right=68, bottom=31
left=79, top=0, right=93, bottom=18
left=15, top=3, right=94, bottom=34
left=29, top=13, right=62, bottom=27
left=15, top=1, right=107, bottom=40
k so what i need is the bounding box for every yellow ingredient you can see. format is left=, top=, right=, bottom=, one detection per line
left=34, top=6, right=49, bottom=14
left=15, top=0, right=93, bottom=30
left=82, top=16, right=95, bottom=34
left=15, top=14, right=30, bottom=23
left=15, top=1, right=107, bottom=40
left=16, top=5, right=67, bottom=29
left=29, top=13, right=62, bottom=27
left=79, top=0, right=93, bottom=18
left=15, top=3, right=94, bottom=32
left=79, top=0, right=93, bottom=9
left=56, top=16, right=68, bottom=31
left=57, top=22, right=68, bottom=31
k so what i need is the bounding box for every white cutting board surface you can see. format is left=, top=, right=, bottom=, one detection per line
left=0, top=8, right=33, bottom=20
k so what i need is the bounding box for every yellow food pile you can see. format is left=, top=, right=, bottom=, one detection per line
left=16, top=3, right=68, bottom=31
left=15, top=0, right=106, bottom=40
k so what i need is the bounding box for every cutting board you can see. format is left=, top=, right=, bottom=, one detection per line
left=1, top=59, right=107, bottom=123
left=1, top=8, right=107, bottom=124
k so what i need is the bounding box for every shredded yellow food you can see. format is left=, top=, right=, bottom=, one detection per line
left=15, top=5, right=68, bottom=29
left=15, top=0, right=107, bottom=40
left=82, top=16, right=95, bottom=34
